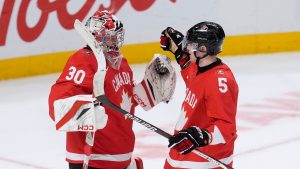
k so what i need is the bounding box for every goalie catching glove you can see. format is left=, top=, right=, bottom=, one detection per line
left=133, top=54, right=176, bottom=111
left=53, top=95, right=108, bottom=132
left=168, top=126, right=211, bottom=154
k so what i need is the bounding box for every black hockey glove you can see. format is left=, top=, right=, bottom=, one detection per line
left=168, top=126, right=211, bottom=154
left=160, top=27, right=183, bottom=52
left=160, top=27, right=190, bottom=69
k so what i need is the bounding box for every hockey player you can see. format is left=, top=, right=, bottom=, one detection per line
left=48, top=10, right=176, bottom=169
left=160, top=22, right=239, bottom=169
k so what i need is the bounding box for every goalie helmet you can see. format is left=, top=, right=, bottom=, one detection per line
left=183, top=21, right=225, bottom=56
left=85, top=10, right=125, bottom=69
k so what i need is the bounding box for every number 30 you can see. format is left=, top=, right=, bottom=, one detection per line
left=65, top=66, right=86, bottom=84
left=218, top=78, right=228, bottom=93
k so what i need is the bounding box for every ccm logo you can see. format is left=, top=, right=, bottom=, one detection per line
left=133, top=94, right=147, bottom=107
left=78, top=125, right=94, bottom=131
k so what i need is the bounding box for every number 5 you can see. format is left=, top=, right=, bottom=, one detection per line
left=218, top=78, right=228, bottom=93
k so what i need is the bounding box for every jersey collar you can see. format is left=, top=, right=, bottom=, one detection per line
left=197, top=58, right=222, bottom=75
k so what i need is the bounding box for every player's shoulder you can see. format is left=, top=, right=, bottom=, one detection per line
left=67, top=46, right=96, bottom=65
left=202, top=61, right=237, bottom=89
left=211, top=62, right=234, bottom=79
left=119, top=56, right=132, bottom=70
left=72, top=46, right=94, bottom=59
left=181, top=62, right=198, bottom=80
left=121, top=56, right=128, bottom=65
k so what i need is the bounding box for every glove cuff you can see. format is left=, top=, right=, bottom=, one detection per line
left=174, top=49, right=190, bottom=69
left=203, top=129, right=212, bottom=145
left=93, top=99, right=101, bottom=107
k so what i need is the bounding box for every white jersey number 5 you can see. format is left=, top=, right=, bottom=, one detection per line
left=65, top=66, right=86, bottom=84
left=218, top=78, right=228, bottom=93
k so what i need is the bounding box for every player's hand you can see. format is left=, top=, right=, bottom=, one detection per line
left=160, top=27, right=190, bottom=69
left=160, top=27, right=183, bottom=53
left=94, top=100, right=108, bottom=130
left=168, top=126, right=211, bottom=154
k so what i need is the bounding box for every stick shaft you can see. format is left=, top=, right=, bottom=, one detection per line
left=96, top=95, right=232, bottom=169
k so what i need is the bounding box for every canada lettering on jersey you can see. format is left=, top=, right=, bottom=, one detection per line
left=112, top=72, right=131, bottom=92
left=184, top=88, right=198, bottom=109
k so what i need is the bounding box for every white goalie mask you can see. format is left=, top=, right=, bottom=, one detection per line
left=85, top=10, right=125, bottom=69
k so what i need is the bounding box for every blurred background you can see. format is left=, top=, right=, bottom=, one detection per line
left=1, top=0, right=299, bottom=80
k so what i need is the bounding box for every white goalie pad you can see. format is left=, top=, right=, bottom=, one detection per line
left=134, top=54, right=176, bottom=111
left=54, top=95, right=108, bottom=132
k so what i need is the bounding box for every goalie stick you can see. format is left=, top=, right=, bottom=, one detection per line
left=74, top=19, right=107, bottom=169
left=74, top=19, right=232, bottom=169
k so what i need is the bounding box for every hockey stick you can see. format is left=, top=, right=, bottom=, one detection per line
left=74, top=19, right=107, bottom=169
left=82, top=131, right=95, bottom=169
left=74, top=19, right=232, bottom=169
left=96, top=95, right=233, bottom=169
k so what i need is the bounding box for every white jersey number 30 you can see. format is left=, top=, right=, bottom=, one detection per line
left=218, top=78, right=228, bottom=93
left=65, top=66, right=86, bottom=84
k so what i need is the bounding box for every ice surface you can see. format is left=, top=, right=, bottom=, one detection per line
left=0, top=52, right=300, bottom=169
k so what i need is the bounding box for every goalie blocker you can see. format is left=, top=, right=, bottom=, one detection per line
left=53, top=95, right=108, bottom=132
left=133, top=54, right=176, bottom=111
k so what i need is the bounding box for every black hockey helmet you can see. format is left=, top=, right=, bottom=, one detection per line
left=183, top=21, right=225, bottom=56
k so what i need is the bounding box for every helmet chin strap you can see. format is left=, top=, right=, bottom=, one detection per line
left=195, top=51, right=209, bottom=65
left=195, top=45, right=210, bottom=65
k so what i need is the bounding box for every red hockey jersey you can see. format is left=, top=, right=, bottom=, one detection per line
left=48, top=47, right=137, bottom=169
left=165, top=59, right=239, bottom=169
